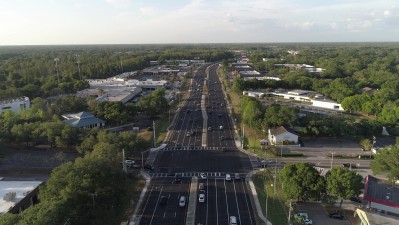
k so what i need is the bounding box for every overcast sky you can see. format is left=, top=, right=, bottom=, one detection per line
left=1, top=0, right=398, bottom=45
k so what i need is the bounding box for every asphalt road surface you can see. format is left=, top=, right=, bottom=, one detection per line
left=138, top=64, right=257, bottom=225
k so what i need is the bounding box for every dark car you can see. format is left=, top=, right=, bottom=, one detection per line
left=329, top=211, right=344, bottom=219
left=167, top=169, right=174, bottom=176
left=159, top=196, right=167, bottom=206
left=174, top=174, right=182, bottom=183
left=343, top=163, right=357, bottom=168
left=143, top=164, right=154, bottom=171
left=350, top=196, right=362, bottom=203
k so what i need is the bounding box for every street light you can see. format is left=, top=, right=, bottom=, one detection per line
left=330, top=152, right=336, bottom=170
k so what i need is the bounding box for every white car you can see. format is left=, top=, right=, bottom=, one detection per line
left=198, top=193, right=205, bottom=203
left=200, top=173, right=207, bottom=179
left=303, top=219, right=313, bottom=225
left=225, top=174, right=231, bottom=181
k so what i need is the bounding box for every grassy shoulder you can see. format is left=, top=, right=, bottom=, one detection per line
left=252, top=170, right=289, bottom=225
left=119, top=176, right=146, bottom=224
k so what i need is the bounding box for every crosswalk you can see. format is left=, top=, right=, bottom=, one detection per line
left=162, top=146, right=237, bottom=151
left=249, top=155, right=261, bottom=169
left=149, top=172, right=247, bottom=179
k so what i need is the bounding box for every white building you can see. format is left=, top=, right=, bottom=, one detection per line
left=242, top=91, right=266, bottom=98
left=270, top=89, right=344, bottom=111
left=268, top=126, right=299, bottom=145
left=0, top=97, right=30, bottom=115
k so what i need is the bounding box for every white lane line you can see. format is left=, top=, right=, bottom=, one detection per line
left=140, top=186, right=155, bottom=218
left=232, top=180, right=242, bottom=225
left=206, top=178, right=209, bottom=225
left=149, top=185, right=164, bottom=225
left=215, top=178, right=219, bottom=225
left=224, top=179, right=230, bottom=222
left=241, top=181, right=255, bottom=225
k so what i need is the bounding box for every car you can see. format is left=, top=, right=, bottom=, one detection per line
left=229, top=216, right=237, bottom=225
left=234, top=173, right=240, bottom=180
left=198, top=183, right=205, bottom=190
left=132, top=164, right=141, bottom=169
left=143, top=164, right=154, bottom=171
left=179, top=195, right=186, bottom=207
left=198, top=193, right=205, bottom=203
left=186, top=131, right=191, bottom=137
left=200, top=173, right=207, bottom=179
left=219, top=126, right=223, bottom=130
left=207, top=127, right=212, bottom=131
left=225, top=174, right=231, bottom=181
left=159, top=196, right=167, bottom=206
left=350, top=196, right=362, bottom=203
left=125, top=160, right=135, bottom=165
left=174, top=174, right=182, bottom=183
left=329, top=211, right=344, bottom=219
left=218, top=114, right=222, bottom=117
left=343, top=163, right=357, bottom=168
left=220, top=136, right=225, bottom=140
left=303, top=218, right=313, bottom=225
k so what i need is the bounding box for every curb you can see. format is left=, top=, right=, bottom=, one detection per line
left=129, top=171, right=151, bottom=225
left=247, top=171, right=273, bottom=225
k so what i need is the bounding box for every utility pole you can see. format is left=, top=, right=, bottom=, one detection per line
left=288, top=201, right=292, bottom=225
left=122, top=149, right=127, bottom=173
left=241, top=125, right=245, bottom=148
left=274, top=158, right=277, bottom=198
left=265, top=187, right=268, bottom=224
left=54, top=58, right=60, bottom=84
left=330, top=152, right=335, bottom=169
left=76, top=54, right=82, bottom=80
left=153, top=120, right=156, bottom=147
left=89, top=193, right=97, bottom=211
left=141, top=151, right=144, bottom=172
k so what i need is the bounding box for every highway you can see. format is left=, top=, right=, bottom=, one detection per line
left=137, top=63, right=257, bottom=225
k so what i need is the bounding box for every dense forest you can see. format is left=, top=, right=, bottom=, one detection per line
left=0, top=44, right=235, bottom=99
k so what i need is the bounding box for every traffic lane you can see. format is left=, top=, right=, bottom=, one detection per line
left=232, top=179, right=256, bottom=225
left=153, top=150, right=252, bottom=173
left=139, top=178, right=190, bottom=225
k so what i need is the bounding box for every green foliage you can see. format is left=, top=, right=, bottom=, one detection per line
left=359, top=139, right=373, bottom=151
left=138, top=88, right=169, bottom=116
left=241, top=96, right=264, bottom=129
left=325, top=167, right=363, bottom=206
left=50, top=95, right=88, bottom=115
left=262, top=104, right=298, bottom=129
left=371, top=145, right=399, bottom=182
left=278, top=163, right=325, bottom=201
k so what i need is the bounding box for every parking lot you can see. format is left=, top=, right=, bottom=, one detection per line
left=295, top=202, right=351, bottom=225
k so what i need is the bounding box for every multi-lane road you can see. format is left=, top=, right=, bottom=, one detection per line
left=137, top=64, right=257, bottom=225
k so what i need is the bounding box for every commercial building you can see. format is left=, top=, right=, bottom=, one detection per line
left=0, top=97, right=30, bottom=115
left=270, top=89, right=344, bottom=111
left=62, top=111, right=105, bottom=128
left=274, top=63, right=325, bottom=73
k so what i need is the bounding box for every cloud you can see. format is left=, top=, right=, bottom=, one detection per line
left=103, top=0, right=131, bottom=7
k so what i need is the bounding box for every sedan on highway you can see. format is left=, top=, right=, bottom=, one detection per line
left=198, top=193, right=205, bottom=203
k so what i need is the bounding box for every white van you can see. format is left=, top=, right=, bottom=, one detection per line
left=179, top=196, right=186, bottom=207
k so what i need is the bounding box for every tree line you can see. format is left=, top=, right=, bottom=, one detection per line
left=0, top=45, right=235, bottom=99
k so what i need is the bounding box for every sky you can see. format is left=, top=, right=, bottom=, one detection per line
left=0, top=0, right=398, bottom=45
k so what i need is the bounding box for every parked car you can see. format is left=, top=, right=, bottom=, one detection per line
left=200, top=173, right=207, bottom=179
left=199, top=183, right=205, bottom=190
left=234, top=173, right=240, bottom=180
left=329, top=211, right=344, bottom=219
left=349, top=196, right=362, bottom=203
left=225, top=174, right=231, bottom=181
left=174, top=174, right=182, bottom=183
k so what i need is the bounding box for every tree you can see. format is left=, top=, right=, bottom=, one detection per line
left=325, top=167, right=364, bottom=208
left=359, top=139, right=373, bottom=151
left=371, top=145, right=399, bottom=182
left=55, top=125, right=80, bottom=149
left=278, top=163, right=325, bottom=201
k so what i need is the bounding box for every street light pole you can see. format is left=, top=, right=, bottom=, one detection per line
left=153, top=120, right=156, bottom=147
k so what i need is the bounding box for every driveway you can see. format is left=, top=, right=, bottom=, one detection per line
left=295, top=202, right=351, bottom=225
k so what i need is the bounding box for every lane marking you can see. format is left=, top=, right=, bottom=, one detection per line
left=233, top=180, right=242, bottom=225
left=149, top=185, right=164, bottom=225
left=224, top=179, right=230, bottom=222
left=215, top=178, right=219, bottom=225
left=241, top=181, right=255, bottom=225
